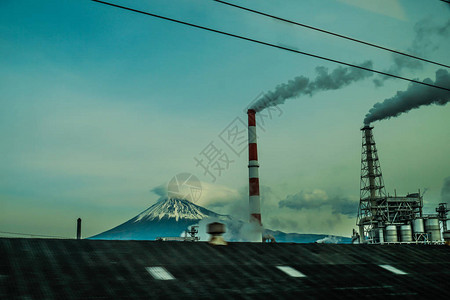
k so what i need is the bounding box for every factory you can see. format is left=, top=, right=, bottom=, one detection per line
left=355, top=125, right=449, bottom=244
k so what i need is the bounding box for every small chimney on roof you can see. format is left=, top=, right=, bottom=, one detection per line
left=207, top=222, right=227, bottom=246
left=77, top=218, right=82, bottom=240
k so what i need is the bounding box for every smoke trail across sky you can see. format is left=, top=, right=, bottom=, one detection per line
left=364, top=69, right=450, bottom=125
left=373, top=19, right=450, bottom=87
left=250, top=61, right=373, bottom=112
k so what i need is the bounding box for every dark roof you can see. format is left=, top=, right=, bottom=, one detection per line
left=1, top=238, right=449, bottom=299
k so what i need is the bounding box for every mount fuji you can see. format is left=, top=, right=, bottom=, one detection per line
left=89, top=198, right=231, bottom=240
left=90, top=197, right=351, bottom=243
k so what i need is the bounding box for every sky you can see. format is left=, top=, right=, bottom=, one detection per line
left=1, top=0, right=449, bottom=239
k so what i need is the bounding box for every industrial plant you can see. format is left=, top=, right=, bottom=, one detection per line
left=355, top=125, right=449, bottom=244
left=246, top=106, right=450, bottom=245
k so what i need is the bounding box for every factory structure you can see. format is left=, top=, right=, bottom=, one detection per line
left=355, top=125, right=449, bottom=244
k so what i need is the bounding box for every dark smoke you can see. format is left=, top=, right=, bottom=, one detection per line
left=374, top=19, right=450, bottom=86
left=364, top=69, right=450, bottom=125
left=250, top=61, right=373, bottom=112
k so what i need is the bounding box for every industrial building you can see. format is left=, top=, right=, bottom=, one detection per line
left=355, top=126, right=449, bottom=244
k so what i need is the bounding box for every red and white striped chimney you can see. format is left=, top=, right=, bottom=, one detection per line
left=247, top=109, right=262, bottom=230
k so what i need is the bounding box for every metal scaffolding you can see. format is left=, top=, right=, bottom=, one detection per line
left=385, top=194, right=422, bottom=224
left=357, top=125, right=387, bottom=243
left=436, top=203, right=449, bottom=231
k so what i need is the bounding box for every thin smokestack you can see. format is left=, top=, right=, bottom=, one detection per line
left=250, top=60, right=373, bottom=112
left=247, top=109, right=262, bottom=233
left=364, top=69, right=450, bottom=125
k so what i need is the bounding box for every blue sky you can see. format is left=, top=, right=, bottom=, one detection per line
left=1, top=0, right=449, bottom=238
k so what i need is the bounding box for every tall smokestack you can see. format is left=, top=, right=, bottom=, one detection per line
left=247, top=109, right=262, bottom=240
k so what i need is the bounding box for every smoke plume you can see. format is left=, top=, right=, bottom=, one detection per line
left=191, top=217, right=263, bottom=242
left=364, top=69, right=450, bottom=125
left=374, top=19, right=450, bottom=86
left=250, top=60, right=373, bottom=112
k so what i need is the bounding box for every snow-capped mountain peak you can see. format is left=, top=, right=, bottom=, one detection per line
left=133, top=197, right=218, bottom=222
left=90, top=197, right=351, bottom=243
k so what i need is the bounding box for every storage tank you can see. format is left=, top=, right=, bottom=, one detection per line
left=385, top=225, right=398, bottom=242
left=443, top=231, right=450, bottom=243
left=378, top=228, right=384, bottom=244
left=425, top=218, right=441, bottom=242
left=372, top=227, right=384, bottom=244
left=413, top=218, right=424, bottom=233
left=400, top=224, right=412, bottom=242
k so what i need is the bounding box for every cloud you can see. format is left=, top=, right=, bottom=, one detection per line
left=412, top=19, right=450, bottom=53
left=278, top=189, right=357, bottom=216
left=150, top=184, right=167, bottom=199
left=266, top=209, right=354, bottom=236
left=196, top=182, right=242, bottom=209
left=149, top=180, right=242, bottom=208
left=441, top=176, right=450, bottom=204
left=374, top=19, right=450, bottom=86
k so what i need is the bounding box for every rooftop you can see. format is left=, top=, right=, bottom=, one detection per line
left=1, top=238, right=449, bottom=299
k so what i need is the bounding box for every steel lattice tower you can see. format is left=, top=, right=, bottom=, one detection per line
left=357, top=126, right=387, bottom=243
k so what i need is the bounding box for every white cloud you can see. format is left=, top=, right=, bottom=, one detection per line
left=196, top=181, right=242, bottom=209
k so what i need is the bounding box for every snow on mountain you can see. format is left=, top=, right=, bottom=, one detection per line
left=133, top=198, right=214, bottom=222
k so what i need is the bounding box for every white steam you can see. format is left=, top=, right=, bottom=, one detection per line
left=191, top=217, right=263, bottom=242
